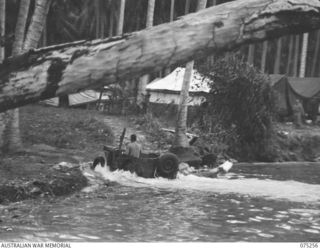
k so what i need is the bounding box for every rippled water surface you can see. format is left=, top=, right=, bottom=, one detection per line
left=1, top=164, right=320, bottom=242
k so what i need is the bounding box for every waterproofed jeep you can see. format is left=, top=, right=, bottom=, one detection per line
left=103, top=145, right=180, bottom=179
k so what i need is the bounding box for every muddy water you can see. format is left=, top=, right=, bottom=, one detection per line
left=1, top=165, right=320, bottom=242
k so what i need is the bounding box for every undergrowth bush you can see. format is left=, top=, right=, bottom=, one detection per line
left=134, top=113, right=173, bottom=148
left=198, top=56, right=277, bottom=161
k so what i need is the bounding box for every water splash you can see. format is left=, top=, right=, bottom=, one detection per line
left=93, top=164, right=320, bottom=203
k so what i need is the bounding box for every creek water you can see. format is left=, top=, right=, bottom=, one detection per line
left=1, top=163, right=320, bottom=242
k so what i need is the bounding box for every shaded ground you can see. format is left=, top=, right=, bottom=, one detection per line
left=0, top=104, right=320, bottom=204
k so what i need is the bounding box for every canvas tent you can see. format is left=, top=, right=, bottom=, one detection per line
left=43, top=90, right=109, bottom=107
left=269, top=75, right=320, bottom=118
left=146, top=67, right=211, bottom=106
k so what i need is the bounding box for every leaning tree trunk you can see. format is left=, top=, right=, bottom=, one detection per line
left=173, top=0, right=207, bottom=148
left=1, top=0, right=320, bottom=112
left=299, top=32, right=309, bottom=77
left=137, top=0, right=155, bottom=111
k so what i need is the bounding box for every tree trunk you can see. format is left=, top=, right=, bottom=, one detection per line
left=260, top=41, right=268, bottom=73
left=59, top=95, right=69, bottom=107
left=108, top=4, right=114, bottom=38
left=170, top=0, right=175, bottom=22
left=117, top=0, right=125, bottom=36
left=184, top=0, right=191, bottom=15
left=0, top=0, right=5, bottom=61
left=164, top=0, right=177, bottom=76
left=209, top=0, right=217, bottom=6
left=311, top=30, right=320, bottom=76
left=12, top=0, right=30, bottom=56
left=4, top=0, right=31, bottom=152
left=23, top=0, right=51, bottom=51
left=207, top=0, right=216, bottom=69
left=286, top=35, right=294, bottom=76
left=173, top=0, right=207, bottom=147
left=94, top=0, right=101, bottom=39
left=299, top=32, right=309, bottom=77
left=0, top=0, right=5, bottom=153
left=137, top=0, right=155, bottom=111
left=273, top=38, right=282, bottom=74
left=293, top=34, right=300, bottom=77
left=8, top=0, right=50, bottom=152
left=1, top=0, right=320, bottom=112
left=247, top=44, right=255, bottom=65
left=173, top=61, right=194, bottom=147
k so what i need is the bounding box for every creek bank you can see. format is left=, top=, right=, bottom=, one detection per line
left=0, top=145, right=88, bottom=205
left=0, top=162, right=88, bottom=204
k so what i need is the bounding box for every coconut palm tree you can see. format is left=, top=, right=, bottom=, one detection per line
left=173, top=0, right=207, bottom=147
left=46, top=0, right=82, bottom=45
left=311, top=30, right=320, bottom=76
left=299, top=33, right=309, bottom=77
left=137, top=0, right=155, bottom=112
left=170, top=0, right=175, bottom=21
left=78, top=0, right=112, bottom=39
left=260, top=41, right=268, bottom=73
left=0, top=0, right=5, bottom=61
left=117, top=0, right=126, bottom=36
left=5, top=0, right=31, bottom=152
left=286, top=35, right=294, bottom=76
left=293, top=34, right=300, bottom=77
left=12, top=0, right=30, bottom=56
left=6, top=0, right=51, bottom=152
left=23, top=0, right=51, bottom=51
left=273, top=38, right=282, bottom=74
left=247, top=44, right=255, bottom=65
left=0, top=0, right=6, bottom=151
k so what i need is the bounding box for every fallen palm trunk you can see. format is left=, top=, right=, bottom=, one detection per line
left=1, top=0, right=320, bottom=112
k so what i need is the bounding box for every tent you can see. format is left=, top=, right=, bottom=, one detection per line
left=269, top=75, right=320, bottom=118
left=42, top=90, right=109, bottom=107
left=146, top=67, right=211, bottom=106
left=287, top=77, right=320, bottom=99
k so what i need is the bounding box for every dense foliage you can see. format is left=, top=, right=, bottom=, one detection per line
left=198, top=56, right=277, bottom=161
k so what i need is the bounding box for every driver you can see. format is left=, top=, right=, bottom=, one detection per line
left=125, top=134, right=142, bottom=158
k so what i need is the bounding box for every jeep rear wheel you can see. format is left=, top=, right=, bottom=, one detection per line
left=157, top=153, right=179, bottom=179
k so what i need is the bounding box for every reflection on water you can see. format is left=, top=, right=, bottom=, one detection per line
left=1, top=164, right=320, bottom=242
